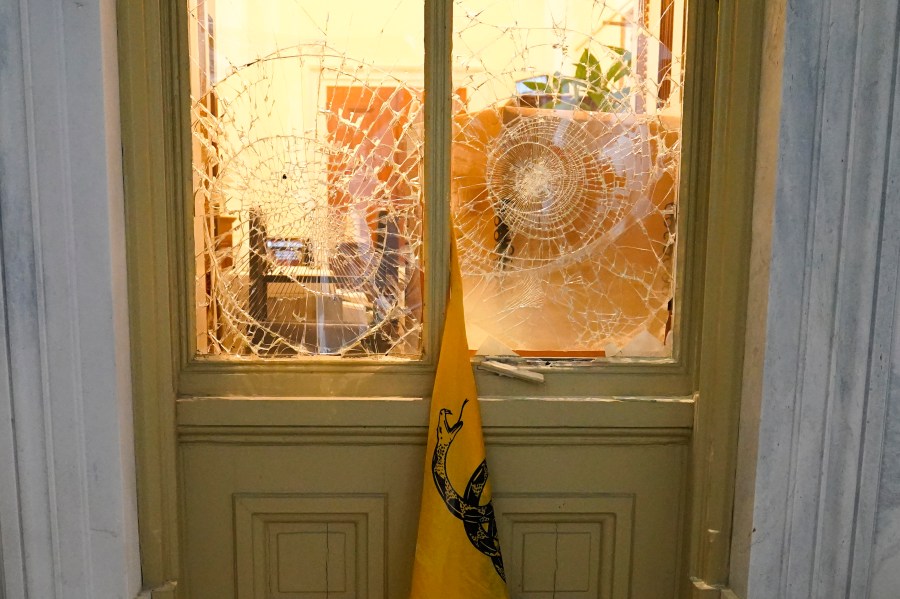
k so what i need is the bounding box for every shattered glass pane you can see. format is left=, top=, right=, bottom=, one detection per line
left=189, top=0, right=685, bottom=361
left=452, top=0, right=684, bottom=358
left=189, top=0, right=425, bottom=357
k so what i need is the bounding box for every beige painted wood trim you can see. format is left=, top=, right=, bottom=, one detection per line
left=178, top=358, right=697, bottom=398
left=175, top=395, right=695, bottom=428
left=688, top=0, right=768, bottom=591
left=423, top=0, right=452, bottom=363
left=117, top=0, right=182, bottom=591
left=675, top=0, right=720, bottom=387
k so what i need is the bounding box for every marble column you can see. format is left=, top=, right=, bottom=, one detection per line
left=732, top=0, right=900, bottom=597
left=0, top=0, right=141, bottom=598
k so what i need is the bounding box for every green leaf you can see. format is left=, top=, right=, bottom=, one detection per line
left=586, top=54, right=602, bottom=79
left=574, top=49, right=589, bottom=81
left=583, top=53, right=606, bottom=91
left=521, top=80, right=552, bottom=92
left=606, top=61, right=627, bottom=83
left=543, top=45, right=636, bottom=112
left=548, top=73, right=563, bottom=93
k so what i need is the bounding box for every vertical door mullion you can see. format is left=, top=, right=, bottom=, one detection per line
left=424, top=0, right=453, bottom=361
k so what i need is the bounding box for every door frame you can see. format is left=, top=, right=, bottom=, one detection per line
left=116, top=0, right=767, bottom=596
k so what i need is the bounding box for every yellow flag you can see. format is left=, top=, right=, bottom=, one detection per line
left=409, top=239, right=509, bottom=599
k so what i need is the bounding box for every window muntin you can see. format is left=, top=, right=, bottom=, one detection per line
left=188, top=0, right=685, bottom=361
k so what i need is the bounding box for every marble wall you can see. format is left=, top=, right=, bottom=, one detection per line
left=0, top=0, right=140, bottom=598
left=871, top=293, right=900, bottom=595
left=734, top=0, right=900, bottom=597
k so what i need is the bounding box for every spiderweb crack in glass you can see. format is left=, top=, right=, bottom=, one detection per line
left=452, top=0, right=684, bottom=357
left=190, top=23, right=425, bottom=358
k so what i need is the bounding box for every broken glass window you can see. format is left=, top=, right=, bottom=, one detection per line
left=452, top=0, right=684, bottom=358
left=189, top=0, right=425, bottom=357
left=189, top=0, right=685, bottom=360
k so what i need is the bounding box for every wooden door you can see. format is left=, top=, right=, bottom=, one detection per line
left=176, top=84, right=691, bottom=598
left=117, top=0, right=763, bottom=597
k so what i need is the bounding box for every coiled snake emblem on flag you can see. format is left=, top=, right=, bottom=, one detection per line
left=432, top=399, right=506, bottom=581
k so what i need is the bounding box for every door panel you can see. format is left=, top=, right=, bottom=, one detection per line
left=180, top=441, right=420, bottom=598
left=178, top=399, right=690, bottom=598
